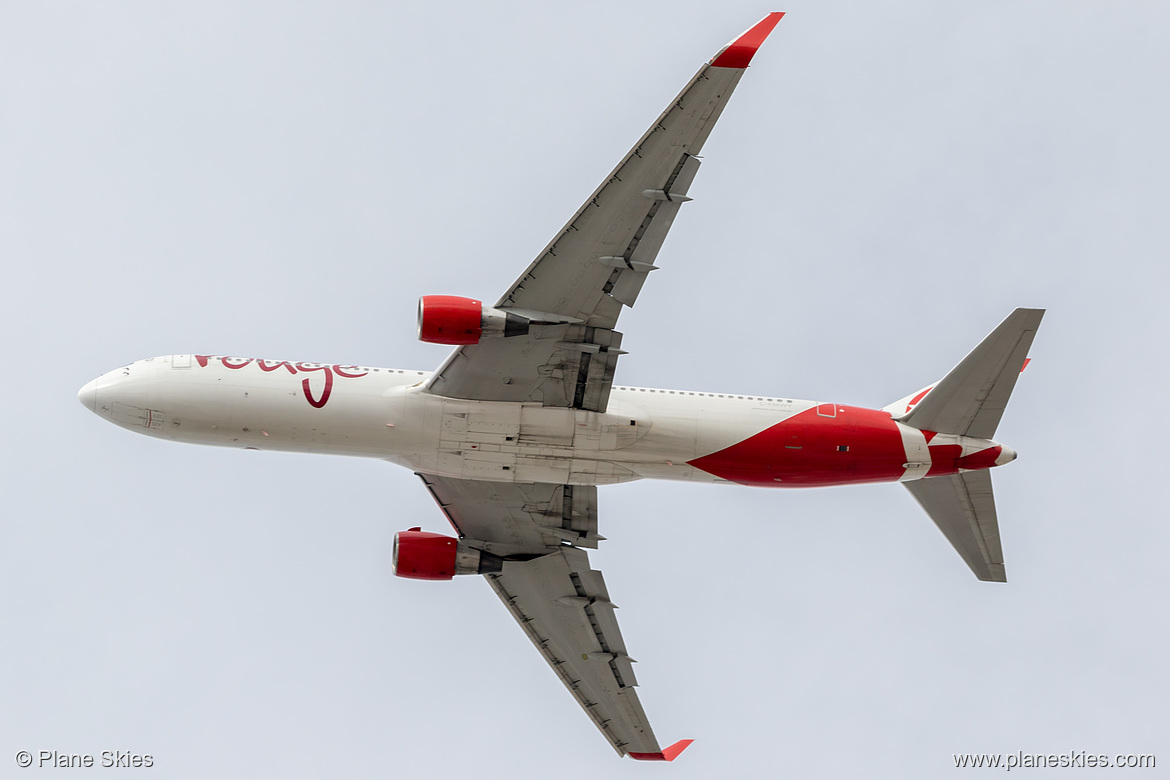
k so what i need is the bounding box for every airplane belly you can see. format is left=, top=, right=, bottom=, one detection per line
left=101, top=360, right=917, bottom=490
left=402, top=396, right=651, bottom=485
left=613, top=394, right=811, bottom=483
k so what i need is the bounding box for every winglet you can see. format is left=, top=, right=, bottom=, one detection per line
left=710, top=12, right=785, bottom=69
left=629, top=739, right=695, bottom=762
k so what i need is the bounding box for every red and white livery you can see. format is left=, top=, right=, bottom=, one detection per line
left=78, top=13, right=1042, bottom=761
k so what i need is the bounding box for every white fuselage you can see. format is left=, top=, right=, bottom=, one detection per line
left=78, top=355, right=793, bottom=485
left=78, top=355, right=1013, bottom=488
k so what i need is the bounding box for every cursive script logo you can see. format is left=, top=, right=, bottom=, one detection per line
left=195, top=355, right=368, bottom=408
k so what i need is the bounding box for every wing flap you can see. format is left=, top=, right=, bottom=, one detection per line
left=418, top=473, right=600, bottom=555
left=427, top=324, right=625, bottom=411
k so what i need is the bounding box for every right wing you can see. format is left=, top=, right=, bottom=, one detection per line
left=424, top=13, right=785, bottom=413
left=418, top=473, right=689, bottom=760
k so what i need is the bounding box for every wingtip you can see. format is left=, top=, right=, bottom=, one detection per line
left=663, top=739, right=695, bottom=761
left=629, top=739, right=695, bottom=762
left=710, top=12, right=785, bottom=69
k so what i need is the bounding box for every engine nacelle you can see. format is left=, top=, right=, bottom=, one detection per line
left=417, top=295, right=583, bottom=346
left=417, top=295, right=484, bottom=345
left=392, top=527, right=503, bottom=580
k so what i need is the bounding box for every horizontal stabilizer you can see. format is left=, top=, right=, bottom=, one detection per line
left=901, top=308, right=1044, bottom=438
left=904, top=471, right=1005, bottom=582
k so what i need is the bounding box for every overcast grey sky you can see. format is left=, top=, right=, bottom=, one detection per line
left=3, top=2, right=1168, bottom=777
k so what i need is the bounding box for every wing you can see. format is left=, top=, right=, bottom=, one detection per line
left=418, top=473, right=689, bottom=759
left=490, top=549, right=660, bottom=757
left=417, top=473, right=600, bottom=554
left=425, top=13, right=785, bottom=412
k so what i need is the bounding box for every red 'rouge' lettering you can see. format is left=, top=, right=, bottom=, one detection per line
left=257, top=360, right=298, bottom=374
left=194, top=355, right=365, bottom=408
left=296, top=363, right=334, bottom=408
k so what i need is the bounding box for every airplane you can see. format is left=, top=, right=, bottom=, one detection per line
left=77, top=12, right=1043, bottom=762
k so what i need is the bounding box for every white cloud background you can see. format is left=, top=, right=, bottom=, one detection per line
left=3, top=1, right=1168, bottom=776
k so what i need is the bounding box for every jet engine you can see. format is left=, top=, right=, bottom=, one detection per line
left=417, top=295, right=485, bottom=345
left=417, top=295, right=583, bottom=346
left=392, top=527, right=503, bottom=580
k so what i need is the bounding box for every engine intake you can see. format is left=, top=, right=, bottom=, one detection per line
left=392, top=527, right=503, bottom=580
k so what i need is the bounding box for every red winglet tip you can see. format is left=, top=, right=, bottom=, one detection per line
left=710, top=12, right=785, bottom=69
left=1021, top=357, right=1032, bottom=372
left=662, top=739, right=695, bottom=762
left=629, top=739, right=695, bottom=762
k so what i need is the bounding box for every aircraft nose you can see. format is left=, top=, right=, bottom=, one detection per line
left=78, top=378, right=99, bottom=412
left=995, top=446, right=1017, bottom=466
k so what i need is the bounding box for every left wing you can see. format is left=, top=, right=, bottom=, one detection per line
left=425, top=13, right=785, bottom=412
left=418, top=473, right=690, bottom=760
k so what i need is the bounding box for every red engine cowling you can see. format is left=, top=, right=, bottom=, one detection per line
left=392, top=527, right=503, bottom=580
left=417, top=295, right=482, bottom=345
left=393, top=528, right=458, bottom=580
